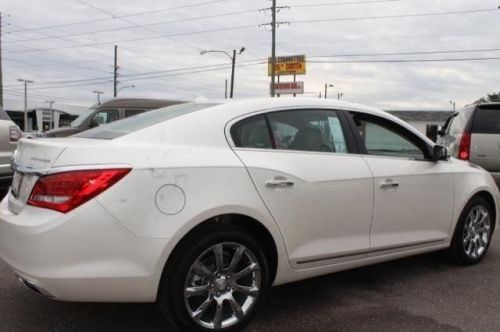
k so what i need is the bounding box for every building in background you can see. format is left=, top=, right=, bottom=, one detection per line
left=387, top=110, right=453, bottom=140
left=5, top=108, right=78, bottom=132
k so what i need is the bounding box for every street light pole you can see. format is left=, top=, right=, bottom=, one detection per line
left=450, top=100, right=456, bottom=111
left=200, top=47, right=245, bottom=99
left=338, top=92, right=344, bottom=100
left=93, top=90, right=104, bottom=105
left=46, top=100, right=55, bottom=130
left=17, top=78, right=34, bottom=132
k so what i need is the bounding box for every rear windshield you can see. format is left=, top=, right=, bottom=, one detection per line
left=472, top=106, right=500, bottom=134
left=0, top=108, right=11, bottom=121
left=75, top=103, right=216, bottom=139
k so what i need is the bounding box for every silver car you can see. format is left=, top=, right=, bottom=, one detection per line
left=0, top=108, right=21, bottom=193
left=437, top=102, right=500, bottom=184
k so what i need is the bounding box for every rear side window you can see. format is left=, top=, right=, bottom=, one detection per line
left=231, top=115, right=272, bottom=149
left=0, top=109, right=11, bottom=120
left=472, top=107, right=500, bottom=134
left=76, top=103, right=216, bottom=139
left=125, top=109, right=147, bottom=117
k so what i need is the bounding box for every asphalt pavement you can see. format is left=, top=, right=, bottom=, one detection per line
left=0, top=226, right=499, bottom=331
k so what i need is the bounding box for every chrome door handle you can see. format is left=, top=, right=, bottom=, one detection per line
left=266, top=179, right=294, bottom=188
left=380, top=180, right=399, bottom=189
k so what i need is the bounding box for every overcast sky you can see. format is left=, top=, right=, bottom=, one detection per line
left=1, top=0, right=499, bottom=113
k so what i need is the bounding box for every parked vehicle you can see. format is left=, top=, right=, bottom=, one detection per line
left=437, top=102, right=500, bottom=185
left=44, top=98, right=184, bottom=137
left=0, top=98, right=497, bottom=331
left=0, top=108, right=21, bottom=194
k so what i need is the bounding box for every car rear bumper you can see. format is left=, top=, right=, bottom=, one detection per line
left=0, top=194, right=168, bottom=302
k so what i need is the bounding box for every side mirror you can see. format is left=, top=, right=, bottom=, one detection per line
left=433, top=145, right=449, bottom=161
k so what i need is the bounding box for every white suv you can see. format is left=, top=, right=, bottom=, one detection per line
left=0, top=108, right=21, bottom=195
left=437, top=102, right=500, bottom=185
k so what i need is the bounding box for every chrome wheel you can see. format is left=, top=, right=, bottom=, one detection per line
left=463, top=205, right=491, bottom=259
left=184, top=242, right=261, bottom=330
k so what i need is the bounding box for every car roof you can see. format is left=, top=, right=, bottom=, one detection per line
left=93, top=98, right=186, bottom=110
left=191, top=97, right=433, bottom=145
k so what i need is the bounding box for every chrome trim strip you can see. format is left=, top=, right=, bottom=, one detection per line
left=296, top=239, right=447, bottom=265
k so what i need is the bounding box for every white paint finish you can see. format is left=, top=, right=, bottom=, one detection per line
left=363, top=156, right=455, bottom=248
left=0, top=98, right=498, bottom=303
left=234, top=149, right=373, bottom=265
left=155, top=184, right=186, bottom=215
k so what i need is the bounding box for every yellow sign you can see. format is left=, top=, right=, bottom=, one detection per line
left=268, top=55, right=306, bottom=76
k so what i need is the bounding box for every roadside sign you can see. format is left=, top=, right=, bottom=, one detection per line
left=268, top=55, right=306, bottom=76
left=271, top=81, right=304, bottom=95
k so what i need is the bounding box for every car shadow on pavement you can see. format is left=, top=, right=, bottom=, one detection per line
left=1, top=249, right=474, bottom=332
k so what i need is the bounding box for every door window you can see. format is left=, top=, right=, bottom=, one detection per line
left=268, top=110, right=348, bottom=153
left=352, top=113, right=426, bottom=160
left=230, top=110, right=349, bottom=153
left=91, top=109, right=119, bottom=125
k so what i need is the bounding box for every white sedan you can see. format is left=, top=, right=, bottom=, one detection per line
left=0, top=98, right=497, bottom=331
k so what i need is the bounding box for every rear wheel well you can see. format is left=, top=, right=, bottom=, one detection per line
left=162, top=214, right=278, bottom=287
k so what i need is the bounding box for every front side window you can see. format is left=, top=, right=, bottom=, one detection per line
left=231, top=109, right=348, bottom=153
left=352, top=113, right=426, bottom=160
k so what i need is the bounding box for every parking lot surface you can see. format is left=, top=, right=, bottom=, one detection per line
left=0, top=227, right=499, bottom=331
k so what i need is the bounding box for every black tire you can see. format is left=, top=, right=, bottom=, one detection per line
left=449, top=196, right=495, bottom=265
left=158, top=225, right=269, bottom=332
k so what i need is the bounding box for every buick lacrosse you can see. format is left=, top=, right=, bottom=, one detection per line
left=0, top=98, right=497, bottom=331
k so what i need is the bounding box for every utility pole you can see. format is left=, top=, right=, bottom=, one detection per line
left=200, top=48, right=245, bottom=98
left=270, top=0, right=277, bottom=97
left=113, top=45, right=118, bottom=98
left=93, top=90, right=104, bottom=105
left=46, top=100, right=55, bottom=130
left=225, top=79, right=228, bottom=99
left=338, top=92, right=344, bottom=100
left=0, top=12, right=3, bottom=108
left=18, top=79, right=33, bottom=132
left=230, top=49, right=236, bottom=98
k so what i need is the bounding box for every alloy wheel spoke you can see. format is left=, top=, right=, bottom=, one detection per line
left=233, top=284, right=259, bottom=296
left=193, top=261, right=213, bottom=278
left=192, top=297, right=213, bottom=319
left=227, top=246, right=245, bottom=273
left=213, top=244, right=225, bottom=273
left=235, top=263, right=259, bottom=280
left=478, top=236, right=487, bottom=247
left=185, top=285, right=209, bottom=298
left=228, top=296, right=244, bottom=319
left=213, top=300, right=224, bottom=329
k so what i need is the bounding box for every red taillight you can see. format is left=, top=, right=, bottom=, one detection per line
left=458, top=133, right=471, bottom=160
left=27, top=168, right=131, bottom=213
left=9, top=126, right=21, bottom=142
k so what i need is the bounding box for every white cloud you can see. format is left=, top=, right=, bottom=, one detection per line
left=2, top=0, right=499, bottom=113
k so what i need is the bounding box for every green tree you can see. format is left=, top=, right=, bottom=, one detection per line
left=475, top=91, right=500, bottom=103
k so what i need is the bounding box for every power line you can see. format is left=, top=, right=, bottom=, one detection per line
left=291, top=8, right=499, bottom=24
left=4, top=24, right=258, bottom=54
left=290, top=0, right=402, bottom=8
left=4, top=8, right=262, bottom=44
left=309, top=47, right=500, bottom=58
left=308, top=56, right=500, bottom=63
left=5, top=0, right=236, bottom=35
